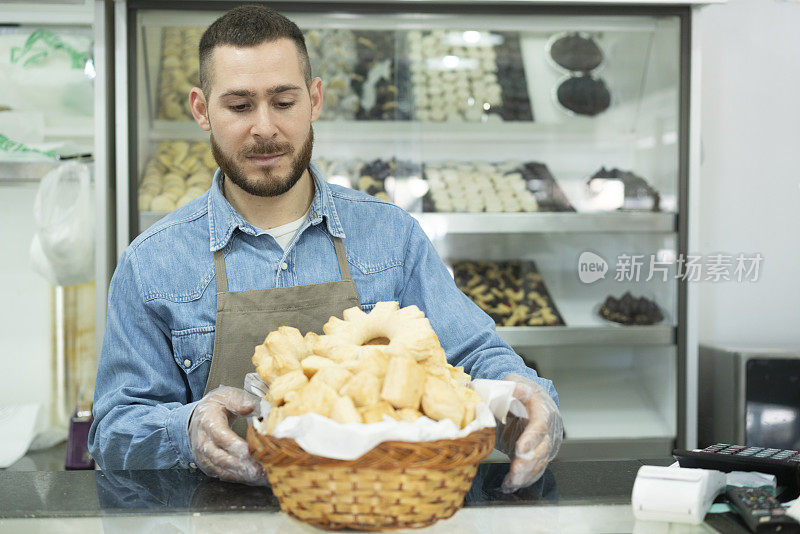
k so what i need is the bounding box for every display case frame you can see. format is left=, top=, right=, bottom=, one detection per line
left=108, top=0, right=711, bottom=459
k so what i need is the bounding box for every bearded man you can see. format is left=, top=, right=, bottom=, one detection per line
left=90, top=5, right=562, bottom=493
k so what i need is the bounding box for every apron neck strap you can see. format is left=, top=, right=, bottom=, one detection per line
left=332, top=236, right=352, bottom=281
left=212, top=236, right=352, bottom=294
left=214, top=248, right=228, bottom=293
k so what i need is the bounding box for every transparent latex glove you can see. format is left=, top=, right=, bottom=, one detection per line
left=188, top=386, right=267, bottom=486
left=496, top=373, right=564, bottom=493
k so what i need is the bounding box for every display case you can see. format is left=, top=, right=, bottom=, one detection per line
left=114, top=0, right=711, bottom=459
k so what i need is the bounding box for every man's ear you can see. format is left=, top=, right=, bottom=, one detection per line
left=189, top=87, right=211, bottom=131
left=309, top=77, right=323, bottom=123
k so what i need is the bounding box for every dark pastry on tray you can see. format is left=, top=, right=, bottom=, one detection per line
left=587, top=167, right=661, bottom=211
left=520, top=162, right=575, bottom=212
left=556, top=74, right=610, bottom=116
left=599, top=292, right=663, bottom=325
left=493, top=31, right=534, bottom=121
left=549, top=32, right=604, bottom=72
left=352, top=31, right=411, bottom=120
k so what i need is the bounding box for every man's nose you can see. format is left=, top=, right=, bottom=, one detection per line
left=250, top=105, right=278, bottom=139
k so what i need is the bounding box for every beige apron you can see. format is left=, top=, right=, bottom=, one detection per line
left=204, top=236, right=360, bottom=436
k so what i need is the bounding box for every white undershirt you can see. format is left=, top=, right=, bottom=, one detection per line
left=265, top=206, right=311, bottom=250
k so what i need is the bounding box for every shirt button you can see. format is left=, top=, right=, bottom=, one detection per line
left=183, top=359, right=191, bottom=368
left=281, top=262, right=288, bottom=270
left=189, top=462, right=197, bottom=469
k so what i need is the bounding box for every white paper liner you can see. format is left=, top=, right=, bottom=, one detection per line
left=250, top=378, right=525, bottom=461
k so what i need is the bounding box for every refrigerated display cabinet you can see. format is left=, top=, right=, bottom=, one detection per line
left=111, top=0, right=715, bottom=459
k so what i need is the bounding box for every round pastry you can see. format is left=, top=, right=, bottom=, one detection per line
left=184, top=186, right=206, bottom=199
left=556, top=74, right=611, bottom=116
left=139, top=182, right=161, bottom=197
left=549, top=32, right=603, bottom=72
left=203, top=151, right=217, bottom=169
left=313, top=302, right=446, bottom=365
left=162, top=185, right=185, bottom=200
left=176, top=193, right=195, bottom=208
left=150, top=194, right=176, bottom=212
left=186, top=173, right=211, bottom=189
left=138, top=193, right=154, bottom=211
left=160, top=189, right=181, bottom=202
left=162, top=173, right=185, bottom=189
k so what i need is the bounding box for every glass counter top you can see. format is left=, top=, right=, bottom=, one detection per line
left=0, top=458, right=675, bottom=519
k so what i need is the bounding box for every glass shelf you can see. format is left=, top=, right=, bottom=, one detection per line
left=497, top=325, right=674, bottom=347
left=414, top=212, right=675, bottom=234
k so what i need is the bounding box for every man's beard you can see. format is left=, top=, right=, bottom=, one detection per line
left=211, top=127, right=314, bottom=197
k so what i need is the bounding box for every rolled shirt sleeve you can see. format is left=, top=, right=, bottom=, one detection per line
left=398, top=219, right=559, bottom=406
left=89, top=248, right=197, bottom=469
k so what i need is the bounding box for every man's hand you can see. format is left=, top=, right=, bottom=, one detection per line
left=188, top=386, right=267, bottom=485
left=496, top=373, right=563, bottom=493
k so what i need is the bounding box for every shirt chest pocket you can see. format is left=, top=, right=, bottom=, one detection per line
left=171, top=326, right=215, bottom=402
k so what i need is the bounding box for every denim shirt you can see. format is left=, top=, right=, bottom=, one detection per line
left=89, top=162, right=558, bottom=470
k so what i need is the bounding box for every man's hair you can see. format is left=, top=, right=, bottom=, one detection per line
left=198, top=5, right=311, bottom=96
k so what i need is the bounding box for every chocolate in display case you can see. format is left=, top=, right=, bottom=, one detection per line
left=316, top=157, right=423, bottom=208
left=555, top=74, right=611, bottom=117
left=318, top=158, right=571, bottom=214
left=547, top=32, right=604, bottom=73
left=520, top=162, right=575, bottom=212
left=546, top=31, right=611, bottom=117
left=125, top=5, right=689, bottom=463
left=352, top=31, right=412, bottom=121
left=586, top=167, right=661, bottom=212
left=599, top=292, right=663, bottom=326
left=149, top=25, right=535, bottom=125
left=405, top=30, right=532, bottom=122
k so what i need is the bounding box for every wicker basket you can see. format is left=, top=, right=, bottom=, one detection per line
left=247, top=424, right=495, bottom=531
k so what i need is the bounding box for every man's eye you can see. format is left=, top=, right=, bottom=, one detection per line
left=229, top=104, right=249, bottom=112
left=275, top=101, right=295, bottom=109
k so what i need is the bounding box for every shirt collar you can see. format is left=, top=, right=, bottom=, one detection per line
left=207, top=161, right=345, bottom=252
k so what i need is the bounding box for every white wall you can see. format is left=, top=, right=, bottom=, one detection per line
left=697, top=0, right=800, bottom=348
left=0, top=185, right=53, bottom=435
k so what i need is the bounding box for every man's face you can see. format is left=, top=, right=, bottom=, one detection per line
left=191, top=39, right=322, bottom=197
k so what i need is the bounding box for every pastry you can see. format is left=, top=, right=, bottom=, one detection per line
left=549, top=32, right=604, bottom=72
left=138, top=140, right=215, bottom=212
left=599, top=292, right=663, bottom=325
left=422, top=160, right=538, bottom=213
left=519, top=162, right=575, bottom=212
left=252, top=302, right=484, bottom=433
left=452, top=260, right=565, bottom=327
left=381, top=356, right=426, bottom=409
left=352, top=31, right=410, bottom=120
left=587, top=167, right=661, bottom=211
left=314, top=301, right=444, bottom=364
left=556, top=74, right=611, bottom=116
left=157, top=27, right=204, bottom=120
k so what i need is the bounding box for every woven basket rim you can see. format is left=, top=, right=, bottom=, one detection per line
left=247, top=423, right=496, bottom=470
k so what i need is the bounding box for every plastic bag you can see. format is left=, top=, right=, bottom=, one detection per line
left=0, top=27, right=94, bottom=116
left=29, top=161, right=95, bottom=286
